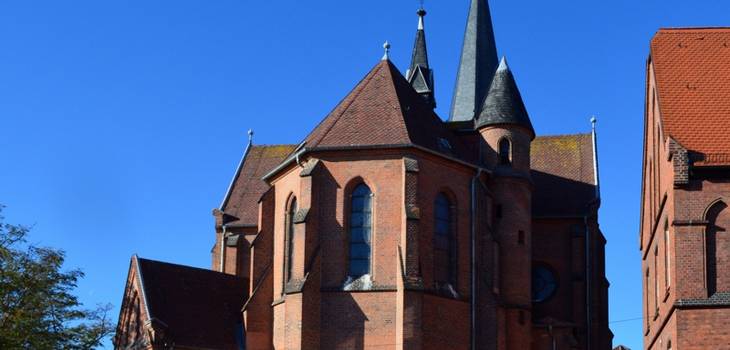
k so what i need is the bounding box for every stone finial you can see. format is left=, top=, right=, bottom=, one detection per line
left=382, top=41, right=391, bottom=61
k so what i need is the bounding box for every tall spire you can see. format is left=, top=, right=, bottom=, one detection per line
left=406, top=7, right=436, bottom=109
left=449, top=0, right=499, bottom=122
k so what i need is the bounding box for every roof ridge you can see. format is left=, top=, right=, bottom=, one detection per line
left=137, top=257, right=245, bottom=279
left=384, top=61, right=419, bottom=145
left=536, top=132, right=591, bottom=139
left=252, top=144, right=298, bottom=148
left=305, top=62, right=386, bottom=148
left=658, top=26, right=730, bottom=32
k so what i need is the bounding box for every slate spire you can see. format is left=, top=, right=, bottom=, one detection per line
left=406, top=7, right=436, bottom=109
left=449, top=0, right=499, bottom=122
left=476, top=57, right=534, bottom=138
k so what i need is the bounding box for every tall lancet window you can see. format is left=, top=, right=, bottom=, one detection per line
left=434, top=193, right=456, bottom=285
left=499, top=138, right=512, bottom=165
left=349, top=184, right=373, bottom=278
left=285, top=197, right=297, bottom=284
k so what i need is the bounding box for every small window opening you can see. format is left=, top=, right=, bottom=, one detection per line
left=499, top=138, right=512, bottom=165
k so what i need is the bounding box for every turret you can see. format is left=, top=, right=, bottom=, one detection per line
left=406, top=8, right=436, bottom=109
left=477, top=57, right=534, bottom=172
left=478, top=56, right=535, bottom=350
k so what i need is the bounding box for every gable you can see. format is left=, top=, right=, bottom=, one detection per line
left=221, top=145, right=297, bottom=226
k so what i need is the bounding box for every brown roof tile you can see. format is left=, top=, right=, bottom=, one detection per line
left=136, top=257, right=248, bottom=349
left=302, top=60, right=474, bottom=162
left=651, top=28, right=730, bottom=165
left=531, top=134, right=597, bottom=217
left=221, top=144, right=297, bottom=225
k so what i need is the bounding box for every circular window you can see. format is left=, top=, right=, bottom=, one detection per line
left=532, top=265, right=558, bottom=303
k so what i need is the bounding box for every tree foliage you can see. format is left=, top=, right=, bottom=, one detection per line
left=0, top=206, right=115, bottom=349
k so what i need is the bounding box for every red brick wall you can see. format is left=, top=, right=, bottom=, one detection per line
left=677, top=308, right=730, bottom=349
left=642, top=59, right=730, bottom=350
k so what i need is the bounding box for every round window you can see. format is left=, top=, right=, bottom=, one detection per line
left=532, top=265, right=558, bottom=303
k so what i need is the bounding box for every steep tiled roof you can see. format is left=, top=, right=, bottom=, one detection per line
left=136, top=257, right=248, bottom=349
left=651, top=28, right=730, bottom=165
left=531, top=134, right=597, bottom=217
left=302, top=60, right=472, bottom=161
left=221, top=144, right=297, bottom=226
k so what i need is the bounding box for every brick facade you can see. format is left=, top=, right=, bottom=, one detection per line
left=641, top=28, right=730, bottom=350
left=114, top=2, right=613, bottom=349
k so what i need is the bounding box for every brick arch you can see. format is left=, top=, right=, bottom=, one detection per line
left=704, top=199, right=730, bottom=296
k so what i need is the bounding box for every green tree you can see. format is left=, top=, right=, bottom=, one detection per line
left=0, top=206, right=115, bottom=349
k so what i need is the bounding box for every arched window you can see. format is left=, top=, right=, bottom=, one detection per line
left=434, top=193, right=456, bottom=284
left=706, top=201, right=729, bottom=296
left=285, top=197, right=297, bottom=283
left=349, top=184, right=373, bottom=278
left=498, top=138, right=511, bottom=165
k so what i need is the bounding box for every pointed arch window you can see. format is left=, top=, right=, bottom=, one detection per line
left=349, top=184, right=373, bottom=278
left=434, top=193, right=456, bottom=285
left=285, top=197, right=297, bottom=283
left=706, top=200, right=729, bottom=296
left=499, top=138, right=512, bottom=165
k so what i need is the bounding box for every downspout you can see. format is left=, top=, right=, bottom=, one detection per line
left=470, top=168, right=483, bottom=350
left=220, top=224, right=228, bottom=273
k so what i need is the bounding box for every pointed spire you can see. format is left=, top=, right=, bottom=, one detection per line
left=449, top=0, right=499, bottom=122
left=382, top=41, right=391, bottom=61
left=407, top=7, right=435, bottom=109
left=476, top=57, right=534, bottom=138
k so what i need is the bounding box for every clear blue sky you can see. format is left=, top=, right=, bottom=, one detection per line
left=1, top=0, right=727, bottom=348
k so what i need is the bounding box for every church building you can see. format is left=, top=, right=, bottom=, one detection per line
left=114, top=1, right=613, bottom=349
left=640, top=28, right=730, bottom=350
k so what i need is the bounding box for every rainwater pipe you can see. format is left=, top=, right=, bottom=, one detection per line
left=470, top=168, right=483, bottom=350
left=220, top=224, right=228, bottom=273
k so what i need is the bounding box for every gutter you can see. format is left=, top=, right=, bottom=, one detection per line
left=220, top=225, right=227, bottom=273
left=262, top=143, right=490, bottom=182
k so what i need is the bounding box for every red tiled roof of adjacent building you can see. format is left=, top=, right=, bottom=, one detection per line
left=531, top=133, right=597, bottom=217
left=221, top=144, right=297, bottom=226
left=136, top=257, right=248, bottom=349
left=302, top=60, right=473, bottom=162
left=651, top=28, right=730, bottom=165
